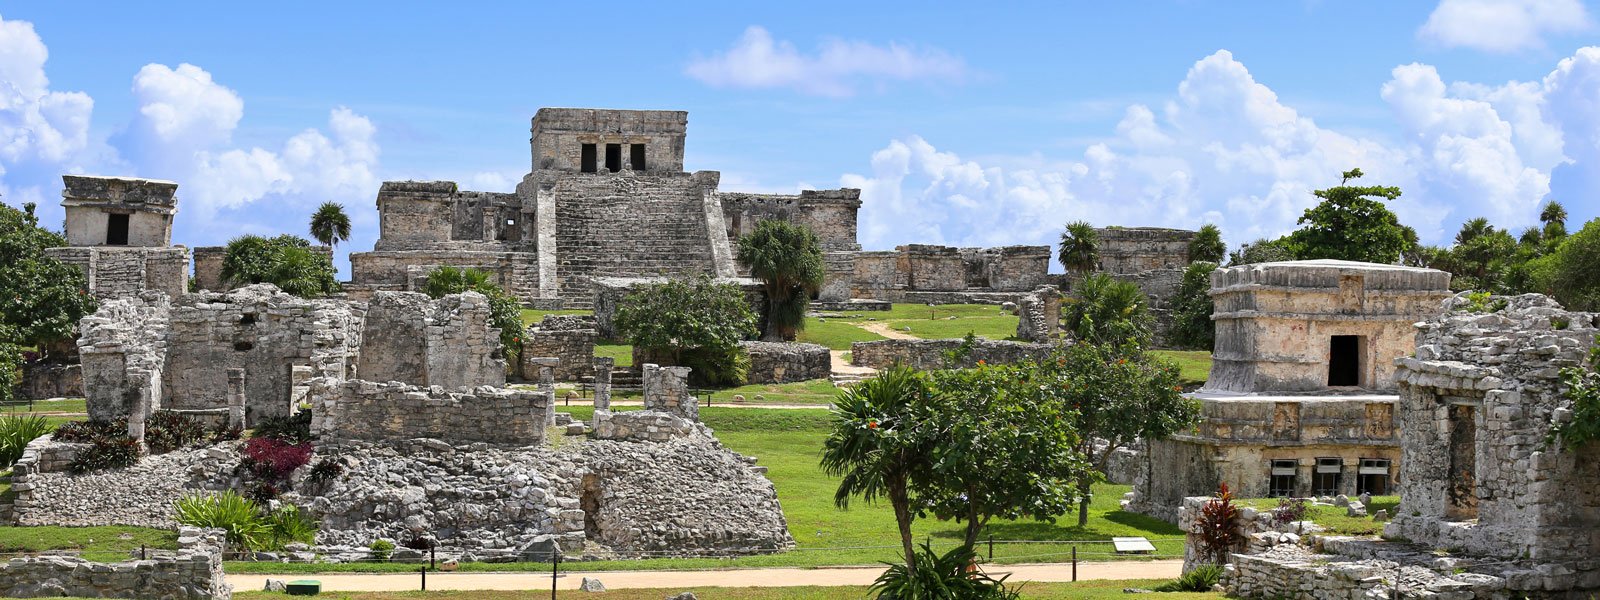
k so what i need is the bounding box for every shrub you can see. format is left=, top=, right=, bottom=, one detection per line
left=0, top=415, right=53, bottom=468
left=306, top=457, right=344, bottom=485
left=869, top=541, right=1022, bottom=600
left=616, top=275, right=758, bottom=386
left=1062, top=273, right=1152, bottom=347
left=252, top=411, right=312, bottom=444
left=1152, top=564, right=1224, bottom=592
left=53, top=418, right=125, bottom=443
left=209, top=422, right=243, bottom=442
left=1192, top=483, right=1244, bottom=565
left=242, top=437, right=313, bottom=482
left=175, top=491, right=270, bottom=550
left=220, top=234, right=339, bottom=298
left=265, top=504, right=319, bottom=549
left=145, top=410, right=209, bottom=454
left=68, top=435, right=141, bottom=474
left=1169, top=261, right=1219, bottom=350
left=1550, top=348, right=1600, bottom=451
left=369, top=539, right=396, bottom=561
left=1270, top=496, right=1310, bottom=528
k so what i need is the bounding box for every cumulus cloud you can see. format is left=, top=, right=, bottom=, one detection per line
left=1419, top=0, right=1592, bottom=53
left=685, top=26, right=969, bottom=97
left=0, top=13, right=92, bottom=170
left=846, top=48, right=1596, bottom=256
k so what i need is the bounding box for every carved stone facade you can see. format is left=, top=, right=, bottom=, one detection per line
left=818, top=245, right=1051, bottom=305
left=43, top=175, right=189, bottom=300
left=346, top=108, right=859, bottom=309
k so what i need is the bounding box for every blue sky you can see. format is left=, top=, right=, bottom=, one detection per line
left=2, top=1, right=1597, bottom=274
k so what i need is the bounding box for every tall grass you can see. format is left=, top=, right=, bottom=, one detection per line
left=174, top=490, right=319, bottom=551
left=0, top=415, right=53, bottom=468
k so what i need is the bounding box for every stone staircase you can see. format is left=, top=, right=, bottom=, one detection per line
left=551, top=174, right=723, bottom=308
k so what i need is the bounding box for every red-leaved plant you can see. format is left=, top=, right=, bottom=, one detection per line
left=241, top=437, right=312, bottom=483
left=1193, top=483, right=1244, bottom=564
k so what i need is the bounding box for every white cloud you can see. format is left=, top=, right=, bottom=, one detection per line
left=0, top=13, right=92, bottom=169
left=685, top=26, right=969, bottom=97
left=1419, top=0, right=1592, bottom=53
left=846, top=48, right=1596, bottom=256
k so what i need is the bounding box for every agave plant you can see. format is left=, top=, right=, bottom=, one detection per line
left=0, top=415, right=53, bottom=468
left=174, top=491, right=270, bottom=550
left=869, top=541, right=1021, bottom=600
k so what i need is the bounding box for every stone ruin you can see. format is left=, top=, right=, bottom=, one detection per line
left=817, top=244, right=1053, bottom=308
left=43, top=175, right=190, bottom=301
left=356, top=291, right=507, bottom=388
left=1127, top=259, right=1452, bottom=521
left=1014, top=285, right=1063, bottom=342
left=0, top=526, right=229, bottom=600
left=850, top=338, right=1054, bottom=371
left=1090, top=226, right=1196, bottom=346
left=345, top=108, right=860, bottom=309
left=740, top=341, right=830, bottom=384
left=518, top=314, right=598, bottom=382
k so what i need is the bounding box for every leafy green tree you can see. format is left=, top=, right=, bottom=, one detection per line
left=422, top=266, right=524, bottom=362
left=1062, top=273, right=1152, bottom=347
left=1169, top=261, right=1218, bottom=350
left=736, top=220, right=824, bottom=342
left=1039, top=341, right=1199, bottom=526
left=1447, top=218, right=1517, bottom=292
left=1188, top=224, right=1226, bottom=264
left=1541, top=200, right=1568, bottom=241
left=1284, top=168, right=1413, bottom=264
left=0, top=325, right=23, bottom=406
left=919, top=364, right=1089, bottom=549
left=1226, top=237, right=1296, bottom=266
left=220, top=234, right=340, bottom=298
left=0, top=202, right=97, bottom=356
left=308, top=202, right=352, bottom=253
left=615, top=275, right=758, bottom=385
left=1537, top=218, right=1600, bottom=311
left=1057, top=221, right=1100, bottom=275
left=821, top=366, right=938, bottom=578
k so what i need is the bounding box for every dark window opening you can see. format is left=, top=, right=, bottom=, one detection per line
left=580, top=144, right=597, bottom=173
left=233, top=341, right=255, bottom=352
left=1446, top=404, right=1478, bottom=520
left=1312, top=457, right=1343, bottom=496
left=580, top=474, right=602, bottom=540
left=1357, top=458, right=1391, bottom=495
left=604, top=143, right=622, bottom=173
left=630, top=143, right=647, bottom=171
left=1328, top=335, right=1361, bottom=386
left=239, top=314, right=257, bottom=326
left=1269, top=459, right=1297, bottom=497
left=106, top=213, right=130, bottom=246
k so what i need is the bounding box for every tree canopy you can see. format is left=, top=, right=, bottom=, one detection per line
left=615, top=276, right=758, bottom=385
left=309, top=202, right=352, bottom=251
left=1188, top=224, right=1226, bottom=264
left=0, top=202, right=97, bottom=353
left=1283, top=168, right=1413, bottom=264
left=736, top=220, right=824, bottom=341
left=1058, top=221, right=1100, bottom=275
left=1227, top=237, right=1296, bottom=266
left=220, top=234, right=340, bottom=298
left=1169, top=261, right=1219, bottom=350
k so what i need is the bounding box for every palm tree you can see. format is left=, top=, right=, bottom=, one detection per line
left=1058, top=221, right=1100, bottom=276
left=309, top=202, right=352, bottom=252
left=736, top=220, right=825, bottom=341
left=1188, top=224, right=1226, bottom=263
left=821, top=366, right=935, bottom=579
left=1062, top=273, right=1152, bottom=347
left=1541, top=200, right=1568, bottom=240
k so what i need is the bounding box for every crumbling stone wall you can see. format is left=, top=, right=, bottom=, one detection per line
left=1206, top=260, right=1452, bottom=393
left=356, top=291, right=505, bottom=389
left=520, top=315, right=596, bottom=382
left=77, top=285, right=360, bottom=427
left=44, top=246, right=189, bottom=300
left=1094, top=227, right=1195, bottom=274
left=850, top=338, right=1053, bottom=370
left=721, top=189, right=863, bottom=254
left=820, top=245, right=1049, bottom=304
left=14, top=363, right=81, bottom=400
left=594, top=364, right=709, bottom=442
left=741, top=341, right=830, bottom=384
left=1388, top=293, right=1600, bottom=562
left=1015, top=286, right=1062, bottom=342
left=0, top=527, right=229, bottom=599
left=309, top=378, right=551, bottom=446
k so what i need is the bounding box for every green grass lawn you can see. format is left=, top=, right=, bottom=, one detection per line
left=595, top=343, right=633, bottom=367
left=0, top=525, right=177, bottom=562
left=889, top=315, right=1019, bottom=340
left=614, top=380, right=839, bottom=406
left=231, top=580, right=1220, bottom=599
left=1237, top=496, right=1399, bottom=536
left=1, top=397, right=87, bottom=414
left=797, top=318, right=886, bottom=350
left=1149, top=350, right=1212, bottom=386
left=519, top=308, right=592, bottom=328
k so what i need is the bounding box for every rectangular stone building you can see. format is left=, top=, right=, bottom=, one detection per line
left=44, top=175, right=189, bottom=299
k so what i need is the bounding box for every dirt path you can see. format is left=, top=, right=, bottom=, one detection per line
left=829, top=350, right=874, bottom=377
left=857, top=321, right=917, bottom=340
left=228, top=560, right=1182, bottom=592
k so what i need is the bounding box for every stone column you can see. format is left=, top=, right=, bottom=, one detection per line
left=592, top=356, right=614, bottom=411
left=226, top=368, right=247, bottom=429
left=529, top=357, right=560, bottom=426
left=642, top=363, right=697, bottom=421
left=126, top=369, right=151, bottom=443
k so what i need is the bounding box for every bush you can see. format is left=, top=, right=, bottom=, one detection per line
left=307, top=457, right=344, bottom=485
left=369, top=539, right=396, bottom=561
left=0, top=334, right=22, bottom=408
left=869, top=542, right=1021, bottom=600
left=53, top=418, right=125, bottom=443
left=68, top=435, right=141, bottom=474
left=242, top=437, right=312, bottom=482
left=265, top=504, right=319, bottom=549
left=1062, top=273, right=1152, bottom=347
left=422, top=267, right=524, bottom=362
left=1192, top=483, right=1243, bottom=564
left=0, top=415, right=53, bottom=468
left=1152, top=564, right=1224, bottom=592
left=1550, top=348, right=1600, bottom=451
left=1270, top=496, right=1309, bottom=528
left=145, top=410, right=209, bottom=454
left=175, top=491, right=271, bottom=550
left=1169, top=261, right=1218, bottom=350
left=616, top=275, right=758, bottom=386
left=252, top=411, right=312, bottom=444
left=220, top=234, right=339, bottom=298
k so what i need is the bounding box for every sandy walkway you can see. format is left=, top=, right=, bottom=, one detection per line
left=229, top=560, right=1182, bottom=591
left=856, top=321, right=917, bottom=340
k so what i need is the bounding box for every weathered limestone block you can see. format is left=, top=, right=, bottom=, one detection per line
left=740, top=341, right=830, bottom=384
left=357, top=291, right=505, bottom=389
left=309, top=378, right=551, bottom=446
left=0, top=526, right=229, bottom=599
left=849, top=338, right=1053, bottom=370
left=521, top=316, right=596, bottom=382
left=1014, top=286, right=1062, bottom=342
left=1093, top=227, right=1195, bottom=274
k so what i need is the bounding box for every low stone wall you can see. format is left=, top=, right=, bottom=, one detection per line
left=310, top=379, right=551, bottom=446
left=1014, top=286, right=1061, bottom=342
left=0, top=526, right=230, bottom=599
left=15, top=363, right=82, bottom=399
left=520, top=325, right=595, bottom=382
left=850, top=338, right=1054, bottom=370
left=593, top=410, right=705, bottom=442
left=741, top=341, right=830, bottom=383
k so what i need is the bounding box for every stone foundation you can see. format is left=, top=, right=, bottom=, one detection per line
left=521, top=317, right=596, bottom=382
left=0, top=527, right=229, bottom=599
left=44, top=246, right=189, bottom=300
left=849, top=338, right=1053, bottom=370
left=309, top=379, right=551, bottom=446
left=741, top=341, right=830, bottom=384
